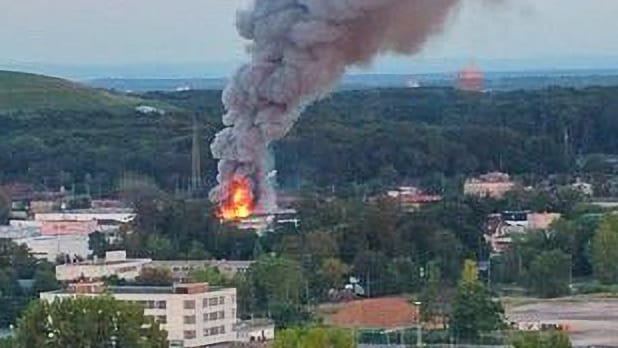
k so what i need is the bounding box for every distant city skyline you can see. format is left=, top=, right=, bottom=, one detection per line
left=2, top=0, right=618, bottom=79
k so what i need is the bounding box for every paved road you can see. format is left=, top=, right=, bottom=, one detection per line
left=507, top=299, right=618, bottom=347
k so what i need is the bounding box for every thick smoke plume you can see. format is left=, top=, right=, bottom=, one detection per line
left=211, top=0, right=459, bottom=213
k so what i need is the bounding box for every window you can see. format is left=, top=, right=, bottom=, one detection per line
left=184, top=300, right=195, bottom=310
left=183, top=315, right=196, bottom=324
left=203, top=298, right=209, bottom=308
left=209, top=312, right=218, bottom=320
left=218, top=310, right=225, bottom=319
left=146, top=300, right=155, bottom=309
left=156, top=315, right=167, bottom=324
left=184, top=330, right=196, bottom=339
left=208, top=297, right=218, bottom=306
left=203, top=328, right=210, bottom=337
left=156, top=301, right=166, bottom=309
left=220, top=325, right=226, bottom=334
left=219, top=296, right=225, bottom=304
left=210, top=327, right=219, bottom=336
left=203, top=313, right=209, bottom=322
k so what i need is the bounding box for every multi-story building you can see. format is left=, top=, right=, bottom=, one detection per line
left=55, top=250, right=151, bottom=282
left=40, top=282, right=237, bottom=348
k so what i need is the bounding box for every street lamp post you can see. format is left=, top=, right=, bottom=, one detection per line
left=414, top=301, right=423, bottom=347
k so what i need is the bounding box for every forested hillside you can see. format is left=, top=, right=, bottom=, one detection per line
left=0, top=71, right=171, bottom=113
left=2, top=86, right=618, bottom=192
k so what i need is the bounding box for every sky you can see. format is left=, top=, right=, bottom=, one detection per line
left=1, top=0, right=618, bottom=79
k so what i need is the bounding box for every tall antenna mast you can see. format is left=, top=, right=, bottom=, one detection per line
left=191, top=115, right=202, bottom=193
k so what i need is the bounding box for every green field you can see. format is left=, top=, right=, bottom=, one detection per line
left=0, top=70, right=170, bottom=112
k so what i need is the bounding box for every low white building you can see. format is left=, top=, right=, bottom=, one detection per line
left=35, top=209, right=136, bottom=224
left=56, top=250, right=151, bottom=282
left=235, top=318, right=275, bottom=343
left=464, top=172, right=516, bottom=199
left=40, top=282, right=237, bottom=348
left=15, top=234, right=90, bottom=262
left=149, top=260, right=254, bottom=280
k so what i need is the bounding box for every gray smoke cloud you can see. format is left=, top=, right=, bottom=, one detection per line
left=211, top=0, right=460, bottom=213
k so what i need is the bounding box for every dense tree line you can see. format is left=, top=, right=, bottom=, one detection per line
left=0, top=240, right=58, bottom=327
left=3, top=87, right=618, bottom=194
left=11, top=296, right=167, bottom=348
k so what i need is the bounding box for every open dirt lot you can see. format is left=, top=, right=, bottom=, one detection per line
left=507, top=298, right=618, bottom=346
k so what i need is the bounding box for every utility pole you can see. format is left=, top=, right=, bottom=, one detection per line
left=191, top=115, right=202, bottom=194
left=414, top=301, right=423, bottom=347
left=366, top=270, right=371, bottom=298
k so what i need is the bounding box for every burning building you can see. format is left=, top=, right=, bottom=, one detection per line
left=210, top=0, right=462, bottom=219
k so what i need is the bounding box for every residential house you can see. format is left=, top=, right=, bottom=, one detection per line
left=464, top=172, right=516, bottom=199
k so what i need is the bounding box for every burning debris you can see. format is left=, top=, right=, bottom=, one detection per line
left=211, top=0, right=460, bottom=219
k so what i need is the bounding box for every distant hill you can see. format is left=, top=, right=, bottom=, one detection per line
left=0, top=70, right=171, bottom=113
left=85, top=69, right=618, bottom=92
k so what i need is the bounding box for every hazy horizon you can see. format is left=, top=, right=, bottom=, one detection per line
left=2, top=0, right=618, bottom=79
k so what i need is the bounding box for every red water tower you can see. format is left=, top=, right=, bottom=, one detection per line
left=458, top=62, right=484, bottom=92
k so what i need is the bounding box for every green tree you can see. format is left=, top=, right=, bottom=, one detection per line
left=88, top=231, right=109, bottom=259
left=527, top=250, right=571, bottom=298
left=0, top=337, right=14, bottom=348
left=33, top=262, right=59, bottom=293
left=251, top=255, right=304, bottom=307
left=318, top=257, right=350, bottom=290
left=144, top=234, right=175, bottom=260
left=450, top=260, right=504, bottom=341
left=14, top=296, right=167, bottom=348
left=253, top=239, right=265, bottom=260
left=419, top=262, right=444, bottom=323
left=390, top=257, right=419, bottom=293
left=0, top=187, right=10, bottom=225
left=186, top=240, right=210, bottom=260
left=189, top=267, right=227, bottom=286
left=274, top=327, right=354, bottom=348
left=511, top=330, right=572, bottom=348
left=247, top=255, right=308, bottom=326
left=135, top=267, right=173, bottom=286
left=592, top=214, right=618, bottom=284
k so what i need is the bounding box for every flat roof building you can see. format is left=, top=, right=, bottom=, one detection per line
left=40, top=282, right=237, bottom=348
left=234, top=318, right=275, bottom=343
left=149, top=260, right=254, bottom=280
left=56, top=250, right=151, bottom=282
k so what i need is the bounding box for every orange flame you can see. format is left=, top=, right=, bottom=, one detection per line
left=218, top=176, right=254, bottom=220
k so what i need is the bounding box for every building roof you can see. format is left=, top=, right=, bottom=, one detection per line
left=44, top=283, right=227, bottom=295
left=235, top=318, right=275, bottom=330
left=330, top=297, right=419, bottom=329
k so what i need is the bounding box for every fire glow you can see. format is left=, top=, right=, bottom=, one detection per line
left=217, top=176, right=255, bottom=221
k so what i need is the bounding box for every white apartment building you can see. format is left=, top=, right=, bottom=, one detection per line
left=55, top=250, right=151, bottom=282
left=40, top=282, right=238, bottom=348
